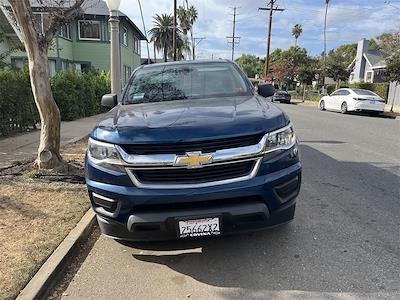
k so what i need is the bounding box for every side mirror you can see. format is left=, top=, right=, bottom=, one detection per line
left=258, top=83, right=275, bottom=98
left=101, top=93, right=118, bottom=108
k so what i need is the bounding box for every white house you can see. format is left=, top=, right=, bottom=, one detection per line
left=348, top=38, right=399, bottom=107
left=348, top=38, right=387, bottom=84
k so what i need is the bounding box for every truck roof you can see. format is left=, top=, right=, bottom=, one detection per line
left=139, top=59, right=232, bottom=70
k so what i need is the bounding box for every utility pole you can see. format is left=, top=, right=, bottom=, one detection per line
left=322, top=0, right=330, bottom=91
left=227, top=7, right=240, bottom=61
left=173, top=0, right=177, bottom=61
left=259, top=1, right=284, bottom=79
left=192, top=37, right=206, bottom=60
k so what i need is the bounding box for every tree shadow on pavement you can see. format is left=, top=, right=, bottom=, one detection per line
left=127, top=145, right=400, bottom=295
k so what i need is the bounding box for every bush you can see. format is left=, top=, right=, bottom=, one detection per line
left=0, top=68, right=38, bottom=136
left=326, top=85, right=336, bottom=95
left=349, top=82, right=389, bottom=100
left=52, top=69, right=110, bottom=121
left=0, top=68, right=110, bottom=136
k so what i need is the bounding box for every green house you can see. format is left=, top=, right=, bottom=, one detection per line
left=0, top=0, right=146, bottom=84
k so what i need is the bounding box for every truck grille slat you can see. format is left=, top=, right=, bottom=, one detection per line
left=121, top=134, right=263, bottom=155
left=133, top=161, right=255, bottom=184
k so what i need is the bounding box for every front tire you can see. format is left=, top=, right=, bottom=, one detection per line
left=341, top=102, right=348, bottom=114
left=319, top=100, right=325, bottom=111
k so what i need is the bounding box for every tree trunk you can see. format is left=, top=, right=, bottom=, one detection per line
left=29, top=49, right=62, bottom=168
left=9, top=0, right=62, bottom=169
left=335, top=79, right=340, bottom=90
left=164, top=47, right=168, bottom=62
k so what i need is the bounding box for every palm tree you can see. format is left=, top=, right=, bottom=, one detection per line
left=292, top=24, right=303, bottom=46
left=149, top=14, right=174, bottom=62
left=149, top=14, right=189, bottom=62
left=177, top=4, right=198, bottom=59
left=324, top=0, right=330, bottom=66
left=168, top=35, right=191, bottom=60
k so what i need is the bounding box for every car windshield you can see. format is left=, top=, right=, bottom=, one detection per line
left=123, top=62, right=251, bottom=104
left=352, top=89, right=378, bottom=96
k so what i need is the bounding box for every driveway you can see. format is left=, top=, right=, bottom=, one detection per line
left=59, top=104, right=400, bottom=300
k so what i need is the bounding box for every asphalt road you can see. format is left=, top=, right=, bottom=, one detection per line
left=59, top=104, right=400, bottom=300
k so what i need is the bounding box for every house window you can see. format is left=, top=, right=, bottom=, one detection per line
left=12, top=58, right=25, bottom=69
left=78, top=20, right=101, bottom=40
left=123, top=65, right=132, bottom=83
left=32, top=12, right=50, bottom=35
left=75, top=63, right=82, bottom=74
left=122, top=27, right=128, bottom=46
left=61, top=61, right=68, bottom=71
left=48, top=60, right=56, bottom=77
left=58, top=24, right=71, bottom=39
left=366, top=71, right=373, bottom=82
left=133, top=37, right=140, bottom=54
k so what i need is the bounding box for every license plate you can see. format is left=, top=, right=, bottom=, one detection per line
left=178, top=217, right=220, bottom=238
left=370, top=100, right=375, bottom=104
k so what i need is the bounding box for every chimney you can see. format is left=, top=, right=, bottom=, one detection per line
left=356, top=38, right=369, bottom=59
left=354, top=39, right=368, bottom=82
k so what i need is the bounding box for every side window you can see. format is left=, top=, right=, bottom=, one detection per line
left=341, top=90, right=350, bottom=96
left=331, top=90, right=341, bottom=96
left=122, top=27, right=128, bottom=46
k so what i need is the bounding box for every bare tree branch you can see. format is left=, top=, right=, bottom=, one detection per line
left=44, top=0, right=85, bottom=44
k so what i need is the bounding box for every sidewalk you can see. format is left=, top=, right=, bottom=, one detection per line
left=0, top=114, right=104, bottom=169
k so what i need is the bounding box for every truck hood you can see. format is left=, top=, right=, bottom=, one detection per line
left=91, top=95, right=289, bottom=144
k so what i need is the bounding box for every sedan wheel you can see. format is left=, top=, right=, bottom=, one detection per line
left=319, top=100, right=325, bottom=111
left=341, top=102, right=348, bottom=114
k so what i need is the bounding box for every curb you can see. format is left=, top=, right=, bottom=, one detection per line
left=62, top=134, right=89, bottom=146
left=16, top=209, right=96, bottom=300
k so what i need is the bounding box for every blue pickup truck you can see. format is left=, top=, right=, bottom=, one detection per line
left=85, top=60, right=301, bottom=241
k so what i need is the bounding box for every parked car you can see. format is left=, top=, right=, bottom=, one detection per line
left=272, top=90, right=291, bottom=103
left=319, top=88, right=385, bottom=115
left=85, top=60, right=301, bottom=241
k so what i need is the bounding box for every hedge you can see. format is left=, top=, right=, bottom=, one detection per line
left=0, top=68, right=38, bottom=136
left=348, top=82, right=389, bottom=101
left=326, top=82, right=389, bottom=101
left=0, top=68, right=110, bottom=137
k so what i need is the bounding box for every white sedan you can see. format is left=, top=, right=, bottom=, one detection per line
left=319, top=88, right=385, bottom=115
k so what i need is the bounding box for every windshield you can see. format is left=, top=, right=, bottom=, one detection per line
left=124, top=62, right=251, bottom=104
left=352, top=89, right=378, bottom=96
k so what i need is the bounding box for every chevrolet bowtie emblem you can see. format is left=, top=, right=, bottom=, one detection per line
left=175, top=152, right=214, bottom=168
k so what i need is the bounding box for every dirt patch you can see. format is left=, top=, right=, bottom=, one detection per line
left=0, top=139, right=91, bottom=300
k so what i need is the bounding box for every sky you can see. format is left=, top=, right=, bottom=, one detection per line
left=118, top=0, right=400, bottom=60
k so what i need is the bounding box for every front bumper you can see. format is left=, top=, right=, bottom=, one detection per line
left=86, top=148, right=301, bottom=241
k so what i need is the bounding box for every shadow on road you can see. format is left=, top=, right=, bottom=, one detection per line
left=120, top=145, right=400, bottom=296
left=300, top=140, right=346, bottom=144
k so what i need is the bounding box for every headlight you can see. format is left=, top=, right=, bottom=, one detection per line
left=87, top=138, right=125, bottom=172
left=264, top=124, right=296, bottom=153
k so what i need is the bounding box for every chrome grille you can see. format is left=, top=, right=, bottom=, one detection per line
left=133, top=160, right=256, bottom=184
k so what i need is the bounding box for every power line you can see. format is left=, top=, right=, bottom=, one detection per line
left=192, top=37, right=206, bottom=60
left=226, top=7, right=240, bottom=61
left=259, top=0, right=285, bottom=78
